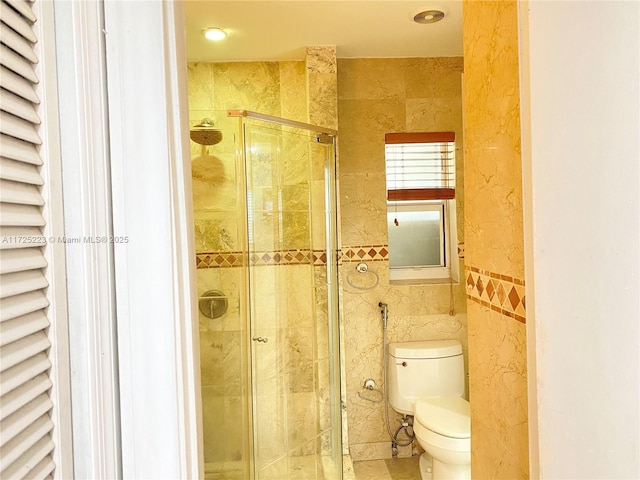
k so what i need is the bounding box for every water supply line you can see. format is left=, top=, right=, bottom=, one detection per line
left=379, top=302, right=415, bottom=448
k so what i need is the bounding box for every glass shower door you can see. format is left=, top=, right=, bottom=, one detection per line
left=242, top=117, right=341, bottom=480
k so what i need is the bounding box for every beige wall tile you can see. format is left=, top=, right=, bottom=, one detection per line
left=212, top=62, right=281, bottom=114
left=339, top=172, right=388, bottom=246
left=338, top=57, right=468, bottom=455
left=280, top=61, right=307, bottom=122
left=187, top=62, right=215, bottom=111
left=307, top=47, right=338, bottom=130
left=462, top=0, right=529, bottom=476
left=403, top=57, right=464, bottom=100
left=337, top=99, right=405, bottom=175
left=337, top=58, right=406, bottom=101
left=463, top=0, right=524, bottom=278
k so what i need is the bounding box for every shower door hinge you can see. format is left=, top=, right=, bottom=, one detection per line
left=317, top=133, right=333, bottom=144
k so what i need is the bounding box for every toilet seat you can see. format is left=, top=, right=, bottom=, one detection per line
left=415, top=396, right=470, bottom=439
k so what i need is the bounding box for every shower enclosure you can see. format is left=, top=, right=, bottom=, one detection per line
left=191, top=110, right=342, bottom=480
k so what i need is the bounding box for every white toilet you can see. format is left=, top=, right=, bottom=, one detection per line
left=387, top=340, right=470, bottom=480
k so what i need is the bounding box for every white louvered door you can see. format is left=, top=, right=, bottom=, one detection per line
left=0, top=0, right=61, bottom=477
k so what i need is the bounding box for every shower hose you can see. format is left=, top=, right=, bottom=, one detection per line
left=380, top=302, right=415, bottom=448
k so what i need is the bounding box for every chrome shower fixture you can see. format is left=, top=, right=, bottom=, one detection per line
left=190, top=117, right=223, bottom=145
left=379, top=302, right=389, bottom=330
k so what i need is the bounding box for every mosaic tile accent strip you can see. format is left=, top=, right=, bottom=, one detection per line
left=196, top=251, right=244, bottom=269
left=196, top=249, right=331, bottom=268
left=465, top=265, right=526, bottom=323
left=198, top=242, right=466, bottom=268
left=341, top=243, right=464, bottom=263
left=341, top=245, right=389, bottom=263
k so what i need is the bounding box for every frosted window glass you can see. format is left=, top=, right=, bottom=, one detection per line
left=388, top=209, right=442, bottom=268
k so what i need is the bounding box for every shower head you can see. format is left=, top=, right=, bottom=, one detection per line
left=190, top=118, right=223, bottom=145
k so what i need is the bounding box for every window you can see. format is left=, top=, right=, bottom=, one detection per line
left=385, top=132, right=458, bottom=282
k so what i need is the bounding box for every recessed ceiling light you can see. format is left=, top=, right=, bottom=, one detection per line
left=413, top=10, right=445, bottom=24
left=203, top=27, right=227, bottom=41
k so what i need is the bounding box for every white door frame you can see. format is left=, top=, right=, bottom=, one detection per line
left=102, top=1, right=202, bottom=477
left=52, top=1, right=122, bottom=477
left=53, top=0, right=202, bottom=477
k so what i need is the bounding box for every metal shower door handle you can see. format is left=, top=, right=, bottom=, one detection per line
left=252, top=336, right=269, bottom=343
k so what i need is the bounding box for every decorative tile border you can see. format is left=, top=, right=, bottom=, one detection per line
left=341, top=243, right=465, bottom=263
left=198, top=243, right=466, bottom=268
left=196, top=251, right=244, bottom=269
left=341, top=245, right=389, bottom=263
left=196, top=249, right=329, bottom=268
left=465, top=265, right=526, bottom=323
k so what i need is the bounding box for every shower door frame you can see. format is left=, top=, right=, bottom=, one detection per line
left=230, top=109, right=342, bottom=480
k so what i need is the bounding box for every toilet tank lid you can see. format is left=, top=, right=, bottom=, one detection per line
left=388, top=340, right=462, bottom=359
left=415, top=396, right=470, bottom=438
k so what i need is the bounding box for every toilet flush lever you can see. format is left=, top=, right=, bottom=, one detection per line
left=252, top=336, right=269, bottom=343
left=397, top=361, right=408, bottom=367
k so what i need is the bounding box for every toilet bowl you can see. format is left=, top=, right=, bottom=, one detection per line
left=387, top=340, right=471, bottom=480
left=414, top=396, right=470, bottom=480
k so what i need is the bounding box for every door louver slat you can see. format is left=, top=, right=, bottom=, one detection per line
left=0, top=227, right=46, bottom=250
left=0, top=1, right=36, bottom=42
left=0, top=1, right=58, bottom=476
left=0, top=434, right=55, bottom=479
left=0, top=270, right=48, bottom=299
left=0, top=290, right=49, bottom=322
left=0, top=156, right=43, bottom=185
left=0, top=65, right=40, bottom=103
left=0, top=352, right=51, bottom=398
left=0, top=248, right=47, bottom=275
left=0, top=311, right=49, bottom=347
left=0, top=111, right=41, bottom=144
left=0, top=331, right=50, bottom=372
left=0, top=372, right=51, bottom=420
left=0, top=44, right=38, bottom=83
left=4, top=0, right=36, bottom=23
left=0, top=23, right=37, bottom=63
left=0, top=179, right=44, bottom=205
left=0, top=134, right=42, bottom=165
left=0, top=87, right=40, bottom=123
left=0, top=413, right=53, bottom=470
left=0, top=203, right=45, bottom=227
left=0, top=392, right=52, bottom=446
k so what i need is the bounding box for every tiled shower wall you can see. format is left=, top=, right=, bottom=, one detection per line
left=189, top=49, right=342, bottom=473
left=189, top=59, right=309, bottom=466
left=463, top=1, right=529, bottom=478
left=337, top=58, right=468, bottom=461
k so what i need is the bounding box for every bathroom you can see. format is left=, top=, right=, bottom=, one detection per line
left=188, top=2, right=528, bottom=479
left=6, top=1, right=632, bottom=478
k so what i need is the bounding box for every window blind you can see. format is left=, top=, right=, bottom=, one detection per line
left=385, top=132, right=456, bottom=201
left=0, top=0, right=57, bottom=478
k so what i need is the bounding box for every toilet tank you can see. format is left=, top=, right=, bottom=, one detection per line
left=387, top=340, right=465, bottom=415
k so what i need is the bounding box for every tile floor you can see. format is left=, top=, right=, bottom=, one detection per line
left=203, top=455, right=421, bottom=479
left=353, top=456, right=421, bottom=480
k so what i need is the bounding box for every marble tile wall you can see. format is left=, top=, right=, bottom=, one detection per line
left=337, top=58, right=468, bottom=460
left=189, top=60, right=309, bottom=468
left=189, top=60, right=307, bottom=257
left=463, top=1, right=529, bottom=477
left=189, top=54, right=344, bottom=473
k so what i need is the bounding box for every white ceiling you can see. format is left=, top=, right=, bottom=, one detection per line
left=184, top=0, right=463, bottom=62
